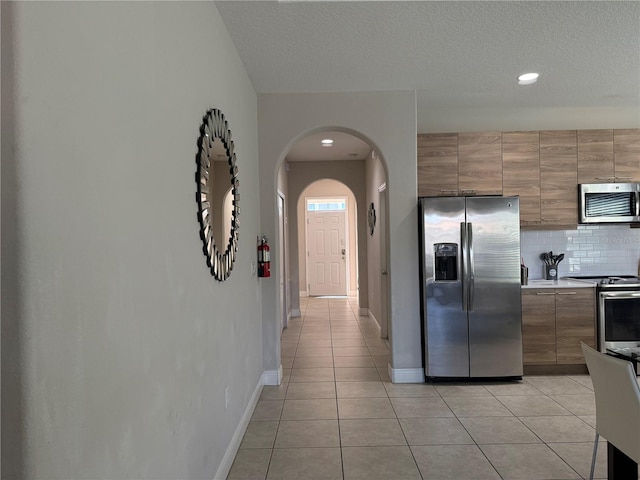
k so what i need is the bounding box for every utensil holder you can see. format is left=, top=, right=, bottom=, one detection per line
left=544, top=265, right=558, bottom=281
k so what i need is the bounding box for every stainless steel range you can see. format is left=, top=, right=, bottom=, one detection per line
left=567, top=275, right=640, bottom=352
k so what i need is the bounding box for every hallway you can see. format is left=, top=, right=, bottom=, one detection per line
left=227, top=297, right=607, bottom=479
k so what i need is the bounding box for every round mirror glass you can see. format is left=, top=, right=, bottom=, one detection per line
left=195, top=109, right=239, bottom=280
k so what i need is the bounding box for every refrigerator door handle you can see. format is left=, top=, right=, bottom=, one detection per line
left=460, top=222, right=468, bottom=312
left=467, top=222, right=475, bottom=312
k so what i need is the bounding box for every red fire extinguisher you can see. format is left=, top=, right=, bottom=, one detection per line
left=258, top=235, right=271, bottom=278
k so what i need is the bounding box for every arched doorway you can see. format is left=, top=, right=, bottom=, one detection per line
left=274, top=128, right=392, bottom=382
left=298, top=180, right=358, bottom=299
left=259, top=91, right=420, bottom=387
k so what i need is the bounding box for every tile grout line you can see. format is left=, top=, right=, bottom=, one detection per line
left=328, top=298, right=347, bottom=480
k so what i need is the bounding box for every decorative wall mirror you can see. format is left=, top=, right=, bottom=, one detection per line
left=195, top=109, right=239, bottom=280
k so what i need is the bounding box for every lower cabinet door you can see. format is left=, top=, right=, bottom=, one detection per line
left=522, top=290, right=557, bottom=365
left=555, top=289, right=596, bottom=364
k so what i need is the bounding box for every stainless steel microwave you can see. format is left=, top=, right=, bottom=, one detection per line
left=579, top=183, right=640, bottom=224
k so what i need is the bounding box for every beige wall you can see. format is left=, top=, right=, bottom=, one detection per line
left=366, top=152, right=387, bottom=327
left=296, top=178, right=359, bottom=297
left=277, top=163, right=291, bottom=319
left=2, top=2, right=261, bottom=478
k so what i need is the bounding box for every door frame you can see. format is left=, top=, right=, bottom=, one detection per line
left=378, top=183, right=390, bottom=340
left=305, top=196, right=349, bottom=296
left=278, top=190, right=287, bottom=331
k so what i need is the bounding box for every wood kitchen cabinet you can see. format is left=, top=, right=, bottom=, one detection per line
left=539, top=130, right=578, bottom=227
left=417, top=133, right=458, bottom=196
left=503, top=130, right=579, bottom=228
left=555, top=288, right=597, bottom=363
left=522, top=289, right=556, bottom=364
left=417, top=132, right=503, bottom=197
left=575, top=129, right=640, bottom=184
left=417, top=128, right=638, bottom=227
left=503, top=131, right=541, bottom=225
left=521, top=287, right=596, bottom=366
left=577, top=129, right=615, bottom=184
left=458, top=132, right=503, bottom=196
left=614, top=129, right=640, bottom=182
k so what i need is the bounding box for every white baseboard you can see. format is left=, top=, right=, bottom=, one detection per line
left=358, top=308, right=368, bottom=316
left=213, top=375, right=264, bottom=480
left=299, top=291, right=308, bottom=298
left=262, top=365, right=283, bottom=386
left=388, top=365, right=425, bottom=384
left=291, top=308, right=301, bottom=318
left=367, top=309, right=379, bottom=328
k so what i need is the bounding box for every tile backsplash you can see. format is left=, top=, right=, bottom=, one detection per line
left=521, top=225, right=640, bottom=279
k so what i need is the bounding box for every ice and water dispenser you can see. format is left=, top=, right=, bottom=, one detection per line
left=434, top=243, right=458, bottom=281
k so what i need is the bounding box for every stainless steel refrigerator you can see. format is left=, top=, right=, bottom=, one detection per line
left=419, top=196, right=523, bottom=379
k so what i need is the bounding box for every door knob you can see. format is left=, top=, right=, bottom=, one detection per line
left=382, top=270, right=388, bottom=275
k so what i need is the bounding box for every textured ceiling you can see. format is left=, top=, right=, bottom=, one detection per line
left=216, top=1, right=640, bottom=136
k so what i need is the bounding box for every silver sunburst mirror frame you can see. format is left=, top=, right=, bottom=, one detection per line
left=195, top=108, right=239, bottom=280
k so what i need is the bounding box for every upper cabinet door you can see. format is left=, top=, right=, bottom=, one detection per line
left=503, top=131, right=541, bottom=225
left=577, top=129, right=614, bottom=184
left=614, top=129, right=640, bottom=182
left=458, top=132, right=503, bottom=196
left=418, top=133, right=459, bottom=197
left=540, top=130, right=578, bottom=227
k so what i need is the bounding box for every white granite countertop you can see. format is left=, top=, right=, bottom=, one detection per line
left=522, top=279, right=597, bottom=289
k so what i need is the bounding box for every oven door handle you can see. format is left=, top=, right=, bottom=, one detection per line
left=600, top=291, right=640, bottom=299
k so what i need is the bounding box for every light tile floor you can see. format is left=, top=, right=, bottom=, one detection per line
left=228, top=296, right=614, bottom=480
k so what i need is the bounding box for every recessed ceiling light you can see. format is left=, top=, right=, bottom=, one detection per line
left=518, top=72, right=539, bottom=85
left=321, top=138, right=334, bottom=147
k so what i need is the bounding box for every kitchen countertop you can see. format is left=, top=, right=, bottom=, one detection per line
left=521, top=279, right=597, bottom=289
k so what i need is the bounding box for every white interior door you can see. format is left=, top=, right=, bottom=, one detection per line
left=307, top=207, right=347, bottom=296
